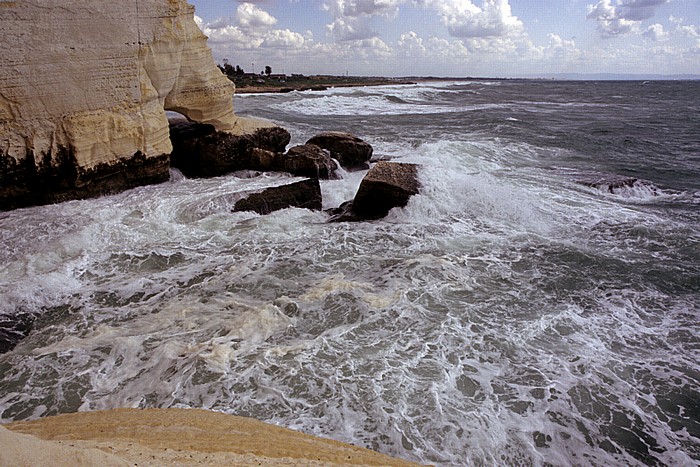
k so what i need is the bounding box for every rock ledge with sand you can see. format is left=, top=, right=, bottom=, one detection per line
left=2, top=408, right=424, bottom=466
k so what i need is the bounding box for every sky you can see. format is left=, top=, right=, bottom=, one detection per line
left=189, top=0, right=700, bottom=77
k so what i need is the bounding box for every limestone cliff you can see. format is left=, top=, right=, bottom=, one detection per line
left=0, top=0, right=271, bottom=210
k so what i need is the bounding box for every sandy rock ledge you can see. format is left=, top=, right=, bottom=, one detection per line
left=2, top=408, right=425, bottom=466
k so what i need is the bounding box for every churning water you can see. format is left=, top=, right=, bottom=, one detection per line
left=1, top=80, right=699, bottom=465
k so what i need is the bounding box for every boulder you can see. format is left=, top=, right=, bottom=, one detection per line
left=329, top=162, right=420, bottom=222
left=249, top=148, right=279, bottom=172
left=247, top=144, right=338, bottom=180
left=169, top=123, right=254, bottom=178
left=282, top=145, right=339, bottom=179
left=306, top=132, right=373, bottom=170
left=233, top=178, right=322, bottom=215
left=248, top=127, right=291, bottom=153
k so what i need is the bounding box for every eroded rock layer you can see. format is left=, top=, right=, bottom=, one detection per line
left=0, top=0, right=271, bottom=210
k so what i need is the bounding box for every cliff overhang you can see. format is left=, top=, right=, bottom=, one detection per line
left=0, top=0, right=272, bottom=210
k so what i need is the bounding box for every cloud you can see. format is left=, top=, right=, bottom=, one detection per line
left=547, top=33, right=575, bottom=49
left=397, top=31, right=427, bottom=57
left=587, top=0, right=669, bottom=38
left=425, top=0, right=524, bottom=38
left=587, top=0, right=639, bottom=37
left=617, top=0, right=669, bottom=21
left=197, top=3, right=305, bottom=52
left=327, top=0, right=402, bottom=18
left=322, top=0, right=400, bottom=41
left=236, top=3, right=278, bottom=30
left=326, top=17, right=378, bottom=40
left=262, top=29, right=307, bottom=48
left=642, top=23, right=668, bottom=41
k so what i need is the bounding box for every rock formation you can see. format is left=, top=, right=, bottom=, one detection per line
left=277, top=144, right=339, bottom=179
left=0, top=0, right=274, bottom=210
left=329, top=162, right=420, bottom=222
left=232, top=178, right=322, bottom=215
left=307, top=132, right=374, bottom=170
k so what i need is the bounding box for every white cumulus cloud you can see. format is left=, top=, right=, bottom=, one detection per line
left=642, top=23, right=668, bottom=41
left=237, top=3, right=278, bottom=30
left=425, top=0, right=524, bottom=38
left=327, top=0, right=402, bottom=18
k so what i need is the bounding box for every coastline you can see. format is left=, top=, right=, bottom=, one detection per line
left=234, top=78, right=418, bottom=94
left=2, top=408, right=424, bottom=466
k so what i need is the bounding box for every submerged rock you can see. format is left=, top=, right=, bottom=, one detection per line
left=233, top=178, right=322, bottom=215
left=329, top=161, right=420, bottom=222
left=307, top=132, right=373, bottom=170
left=569, top=171, right=658, bottom=196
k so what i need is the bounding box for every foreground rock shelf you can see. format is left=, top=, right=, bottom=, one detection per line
left=2, top=408, right=423, bottom=466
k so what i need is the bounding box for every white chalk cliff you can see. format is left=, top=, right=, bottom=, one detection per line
left=0, top=0, right=271, bottom=209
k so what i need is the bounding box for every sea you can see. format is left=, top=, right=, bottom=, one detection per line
left=1, top=80, right=699, bottom=466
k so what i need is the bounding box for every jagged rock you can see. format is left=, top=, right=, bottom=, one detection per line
left=169, top=121, right=293, bottom=179
left=306, top=132, right=373, bottom=170
left=248, top=127, right=291, bottom=153
left=247, top=145, right=338, bottom=180
left=282, top=145, right=339, bottom=179
left=170, top=126, right=254, bottom=178
left=232, top=178, right=322, bottom=215
left=0, top=0, right=274, bottom=210
left=249, top=148, right=279, bottom=172
left=329, top=162, right=420, bottom=222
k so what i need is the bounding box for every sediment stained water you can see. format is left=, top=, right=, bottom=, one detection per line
left=1, top=80, right=699, bottom=465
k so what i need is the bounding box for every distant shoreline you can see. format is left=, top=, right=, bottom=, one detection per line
left=234, top=76, right=418, bottom=94
left=232, top=74, right=700, bottom=94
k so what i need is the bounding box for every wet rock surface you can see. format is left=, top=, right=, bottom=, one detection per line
left=232, top=178, right=322, bottom=215
left=329, top=162, right=420, bottom=222
left=307, top=132, right=373, bottom=170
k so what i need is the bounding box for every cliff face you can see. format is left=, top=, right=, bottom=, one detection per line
left=0, top=0, right=269, bottom=210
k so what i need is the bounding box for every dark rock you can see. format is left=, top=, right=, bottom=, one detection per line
left=169, top=121, right=292, bottom=179
left=282, top=144, right=339, bottom=179
left=247, top=126, right=291, bottom=153
left=169, top=123, right=254, bottom=178
left=248, top=145, right=339, bottom=180
left=306, top=132, right=373, bottom=170
left=0, top=146, right=170, bottom=211
left=249, top=148, right=279, bottom=172
left=233, top=178, right=322, bottom=215
left=326, top=200, right=363, bottom=222
left=168, top=120, right=216, bottom=141
left=568, top=170, right=658, bottom=196
left=329, top=161, right=420, bottom=222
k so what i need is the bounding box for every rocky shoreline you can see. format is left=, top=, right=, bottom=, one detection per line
left=0, top=2, right=422, bottom=464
